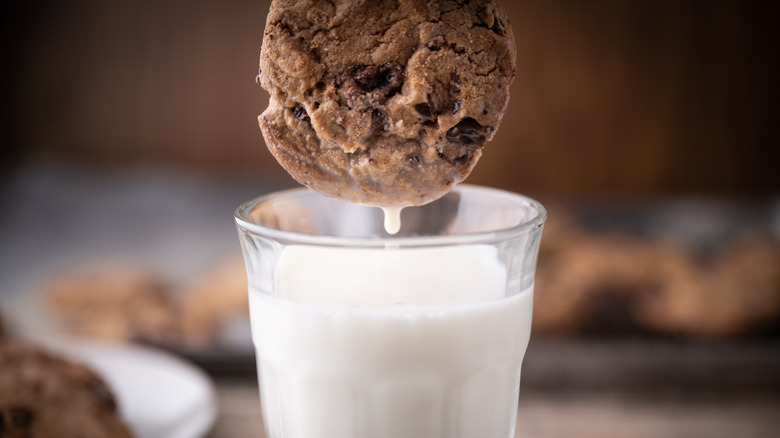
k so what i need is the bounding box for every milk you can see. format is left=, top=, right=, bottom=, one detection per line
left=380, top=206, right=404, bottom=235
left=248, top=245, right=534, bottom=438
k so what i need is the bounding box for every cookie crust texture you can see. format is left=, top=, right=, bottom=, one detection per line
left=258, top=0, right=516, bottom=207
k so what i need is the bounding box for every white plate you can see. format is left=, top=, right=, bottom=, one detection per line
left=39, top=338, right=217, bottom=438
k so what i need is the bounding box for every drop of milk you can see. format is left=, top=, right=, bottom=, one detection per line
left=381, top=206, right=404, bottom=235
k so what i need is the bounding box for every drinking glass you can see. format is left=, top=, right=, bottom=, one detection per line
left=235, top=184, right=546, bottom=438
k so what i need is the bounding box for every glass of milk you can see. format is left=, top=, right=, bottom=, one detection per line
left=235, top=185, right=546, bottom=438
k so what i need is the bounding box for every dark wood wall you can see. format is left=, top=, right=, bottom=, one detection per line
left=4, top=0, right=779, bottom=195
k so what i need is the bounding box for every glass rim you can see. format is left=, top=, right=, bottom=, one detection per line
left=234, top=184, right=547, bottom=248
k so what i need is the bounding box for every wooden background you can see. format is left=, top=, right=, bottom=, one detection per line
left=3, top=0, right=779, bottom=195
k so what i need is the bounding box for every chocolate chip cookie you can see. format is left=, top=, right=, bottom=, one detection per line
left=44, top=264, right=177, bottom=343
left=0, top=342, right=133, bottom=438
left=257, top=0, right=516, bottom=207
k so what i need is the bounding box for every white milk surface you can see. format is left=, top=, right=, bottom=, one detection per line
left=249, top=245, right=534, bottom=438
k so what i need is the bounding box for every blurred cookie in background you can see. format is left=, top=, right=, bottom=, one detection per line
left=177, top=256, right=249, bottom=348
left=534, top=210, right=780, bottom=338
left=535, top=228, right=698, bottom=335
left=0, top=341, right=133, bottom=438
left=43, top=264, right=178, bottom=344
left=40, top=257, right=250, bottom=351
left=635, top=231, right=780, bottom=338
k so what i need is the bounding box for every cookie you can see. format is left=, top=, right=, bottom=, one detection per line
left=257, top=0, right=516, bottom=207
left=533, top=217, right=705, bottom=336
left=635, top=232, right=780, bottom=337
left=178, top=257, right=249, bottom=347
left=0, top=342, right=133, bottom=438
left=44, top=264, right=177, bottom=343
left=533, top=219, right=780, bottom=338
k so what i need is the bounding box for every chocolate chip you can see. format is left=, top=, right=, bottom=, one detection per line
left=9, top=407, right=33, bottom=428
left=408, top=154, right=422, bottom=166
left=454, top=154, right=471, bottom=165
left=0, top=413, right=6, bottom=433
left=414, top=102, right=435, bottom=122
left=446, top=118, right=493, bottom=148
left=335, top=62, right=403, bottom=102
left=292, top=104, right=310, bottom=123
left=445, top=74, right=461, bottom=114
